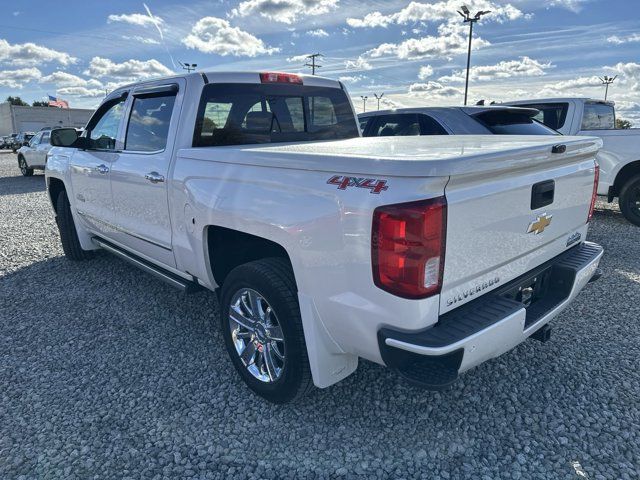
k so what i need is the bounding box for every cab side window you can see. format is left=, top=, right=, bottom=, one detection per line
left=41, top=131, right=50, bottom=144
left=89, top=99, right=126, bottom=150
left=125, top=93, right=176, bottom=152
left=29, top=133, right=42, bottom=147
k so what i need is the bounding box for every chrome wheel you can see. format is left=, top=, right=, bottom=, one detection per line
left=228, top=288, right=285, bottom=383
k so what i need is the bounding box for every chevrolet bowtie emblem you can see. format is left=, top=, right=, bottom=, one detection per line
left=527, top=213, right=553, bottom=235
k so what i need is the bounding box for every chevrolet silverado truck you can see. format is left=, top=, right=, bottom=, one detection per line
left=504, top=98, right=640, bottom=226
left=45, top=72, right=603, bottom=403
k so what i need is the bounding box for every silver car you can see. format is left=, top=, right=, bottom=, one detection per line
left=17, top=130, right=52, bottom=176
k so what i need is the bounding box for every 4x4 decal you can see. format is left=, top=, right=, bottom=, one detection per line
left=327, top=175, right=389, bottom=194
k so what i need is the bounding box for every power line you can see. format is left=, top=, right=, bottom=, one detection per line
left=304, top=53, right=323, bottom=75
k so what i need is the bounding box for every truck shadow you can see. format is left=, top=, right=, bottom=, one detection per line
left=0, top=173, right=46, bottom=196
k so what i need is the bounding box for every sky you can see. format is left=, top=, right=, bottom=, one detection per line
left=1, top=0, right=639, bottom=124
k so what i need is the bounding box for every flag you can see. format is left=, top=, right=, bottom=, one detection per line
left=48, top=95, right=69, bottom=109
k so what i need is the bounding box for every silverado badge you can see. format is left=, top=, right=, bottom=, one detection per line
left=527, top=213, right=553, bottom=235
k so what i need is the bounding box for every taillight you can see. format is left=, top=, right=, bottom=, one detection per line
left=259, top=72, right=303, bottom=84
left=372, top=197, right=447, bottom=299
left=587, top=163, right=599, bottom=223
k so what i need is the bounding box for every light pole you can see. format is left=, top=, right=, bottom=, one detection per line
left=373, top=93, right=384, bottom=110
left=179, top=62, right=197, bottom=73
left=458, top=6, right=491, bottom=106
left=599, top=75, right=617, bottom=101
left=360, top=95, right=368, bottom=113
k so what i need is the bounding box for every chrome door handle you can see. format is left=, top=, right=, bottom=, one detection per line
left=95, top=164, right=109, bottom=174
left=144, top=171, right=165, bottom=183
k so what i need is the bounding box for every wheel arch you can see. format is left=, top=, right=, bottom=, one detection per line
left=47, top=177, right=66, bottom=214
left=612, top=160, right=640, bottom=198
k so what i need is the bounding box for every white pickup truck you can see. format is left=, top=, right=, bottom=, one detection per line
left=45, top=72, right=603, bottom=403
left=505, top=98, right=640, bottom=226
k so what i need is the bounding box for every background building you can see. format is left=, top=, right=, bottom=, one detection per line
left=0, top=103, right=94, bottom=135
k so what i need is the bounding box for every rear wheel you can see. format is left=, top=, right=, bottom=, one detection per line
left=220, top=258, right=312, bottom=403
left=619, top=174, right=640, bottom=227
left=18, top=155, right=33, bottom=177
left=55, top=189, right=94, bottom=260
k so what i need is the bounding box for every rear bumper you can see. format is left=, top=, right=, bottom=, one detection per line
left=378, top=241, right=604, bottom=389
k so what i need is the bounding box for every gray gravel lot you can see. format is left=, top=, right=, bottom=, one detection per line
left=0, top=151, right=638, bottom=479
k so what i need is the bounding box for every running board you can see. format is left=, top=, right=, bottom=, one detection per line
left=92, top=237, right=202, bottom=293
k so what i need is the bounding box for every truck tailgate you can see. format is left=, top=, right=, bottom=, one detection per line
left=440, top=140, right=599, bottom=314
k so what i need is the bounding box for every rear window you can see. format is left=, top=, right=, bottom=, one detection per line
left=193, top=83, right=359, bottom=147
left=473, top=110, right=559, bottom=135
left=581, top=103, right=615, bottom=130
left=517, top=103, right=568, bottom=130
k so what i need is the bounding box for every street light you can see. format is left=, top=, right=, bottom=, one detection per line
left=458, top=5, right=491, bottom=105
left=360, top=95, right=368, bottom=113
left=373, top=93, right=384, bottom=110
left=599, top=75, right=617, bottom=101
left=179, top=62, right=198, bottom=73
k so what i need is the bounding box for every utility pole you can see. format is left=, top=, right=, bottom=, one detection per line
left=599, top=75, right=617, bottom=101
left=304, top=53, right=323, bottom=75
left=458, top=6, right=491, bottom=106
left=179, top=61, right=197, bottom=73
left=373, top=93, right=384, bottom=110
left=360, top=95, right=368, bottom=113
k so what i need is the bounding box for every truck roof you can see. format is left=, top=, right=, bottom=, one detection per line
left=108, top=71, right=343, bottom=97
left=358, top=105, right=538, bottom=118
left=503, top=97, right=615, bottom=106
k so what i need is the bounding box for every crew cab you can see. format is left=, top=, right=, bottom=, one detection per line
left=504, top=98, right=640, bottom=226
left=17, top=129, right=54, bottom=176
left=359, top=106, right=558, bottom=137
left=46, top=72, right=603, bottom=403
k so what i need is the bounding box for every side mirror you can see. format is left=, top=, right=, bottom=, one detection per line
left=51, top=128, right=82, bottom=148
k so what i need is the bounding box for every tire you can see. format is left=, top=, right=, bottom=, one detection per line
left=55, top=189, right=94, bottom=261
left=619, top=174, right=640, bottom=227
left=18, top=155, right=33, bottom=177
left=220, top=257, right=312, bottom=404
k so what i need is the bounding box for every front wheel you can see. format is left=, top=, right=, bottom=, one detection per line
left=619, top=174, right=640, bottom=227
left=18, top=156, right=33, bottom=177
left=55, top=190, right=94, bottom=260
left=220, top=258, right=312, bottom=404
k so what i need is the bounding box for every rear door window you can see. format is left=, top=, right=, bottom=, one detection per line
left=371, top=114, right=422, bottom=137
left=581, top=103, right=615, bottom=130
left=516, top=103, right=568, bottom=130
left=124, top=93, right=176, bottom=152
left=193, top=83, right=358, bottom=147
left=473, top=110, right=559, bottom=135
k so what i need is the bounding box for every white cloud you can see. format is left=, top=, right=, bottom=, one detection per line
left=418, top=65, right=434, bottom=80
left=307, top=28, right=329, bottom=37
left=610, top=62, right=640, bottom=91
left=409, top=81, right=462, bottom=98
left=345, top=57, right=372, bottom=70
left=439, top=56, right=552, bottom=83
left=544, top=76, right=601, bottom=91
left=364, top=21, right=489, bottom=61
left=84, top=57, right=173, bottom=80
left=0, top=39, right=76, bottom=66
left=347, top=0, right=525, bottom=29
left=122, top=35, right=160, bottom=45
left=107, top=12, right=164, bottom=28
left=545, top=0, right=590, bottom=13
left=287, top=53, right=312, bottom=63
left=57, top=87, right=105, bottom=98
left=232, top=0, right=339, bottom=24
left=0, top=67, right=42, bottom=88
left=338, top=75, right=365, bottom=83
left=183, top=17, right=278, bottom=57
left=607, top=33, right=640, bottom=45
left=41, top=71, right=89, bottom=87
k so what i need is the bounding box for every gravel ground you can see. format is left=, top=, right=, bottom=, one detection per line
left=0, top=151, right=638, bottom=480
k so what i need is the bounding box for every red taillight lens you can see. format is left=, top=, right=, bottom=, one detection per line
left=588, top=163, right=599, bottom=223
left=259, top=72, right=303, bottom=84
left=372, top=197, right=447, bottom=299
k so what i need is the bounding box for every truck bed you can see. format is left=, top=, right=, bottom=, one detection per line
left=179, top=135, right=602, bottom=177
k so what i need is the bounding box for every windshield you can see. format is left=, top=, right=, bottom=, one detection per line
left=473, top=110, right=559, bottom=135
left=193, top=83, right=359, bottom=147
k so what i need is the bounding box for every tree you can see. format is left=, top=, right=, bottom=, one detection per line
left=6, top=96, right=28, bottom=106
left=32, top=100, right=51, bottom=107
left=616, top=118, right=632, bottom=129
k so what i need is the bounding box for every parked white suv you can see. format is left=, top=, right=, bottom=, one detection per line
left=504, top=98, right=640, bottom=226
left=17, top=129, right=54, bottom=176
left=45, top=72, right=603, bottom=403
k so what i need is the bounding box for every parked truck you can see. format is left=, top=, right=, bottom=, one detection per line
left=504, top=98, right=640, bottom=226
left=45, top=72, right=603, bottom=403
